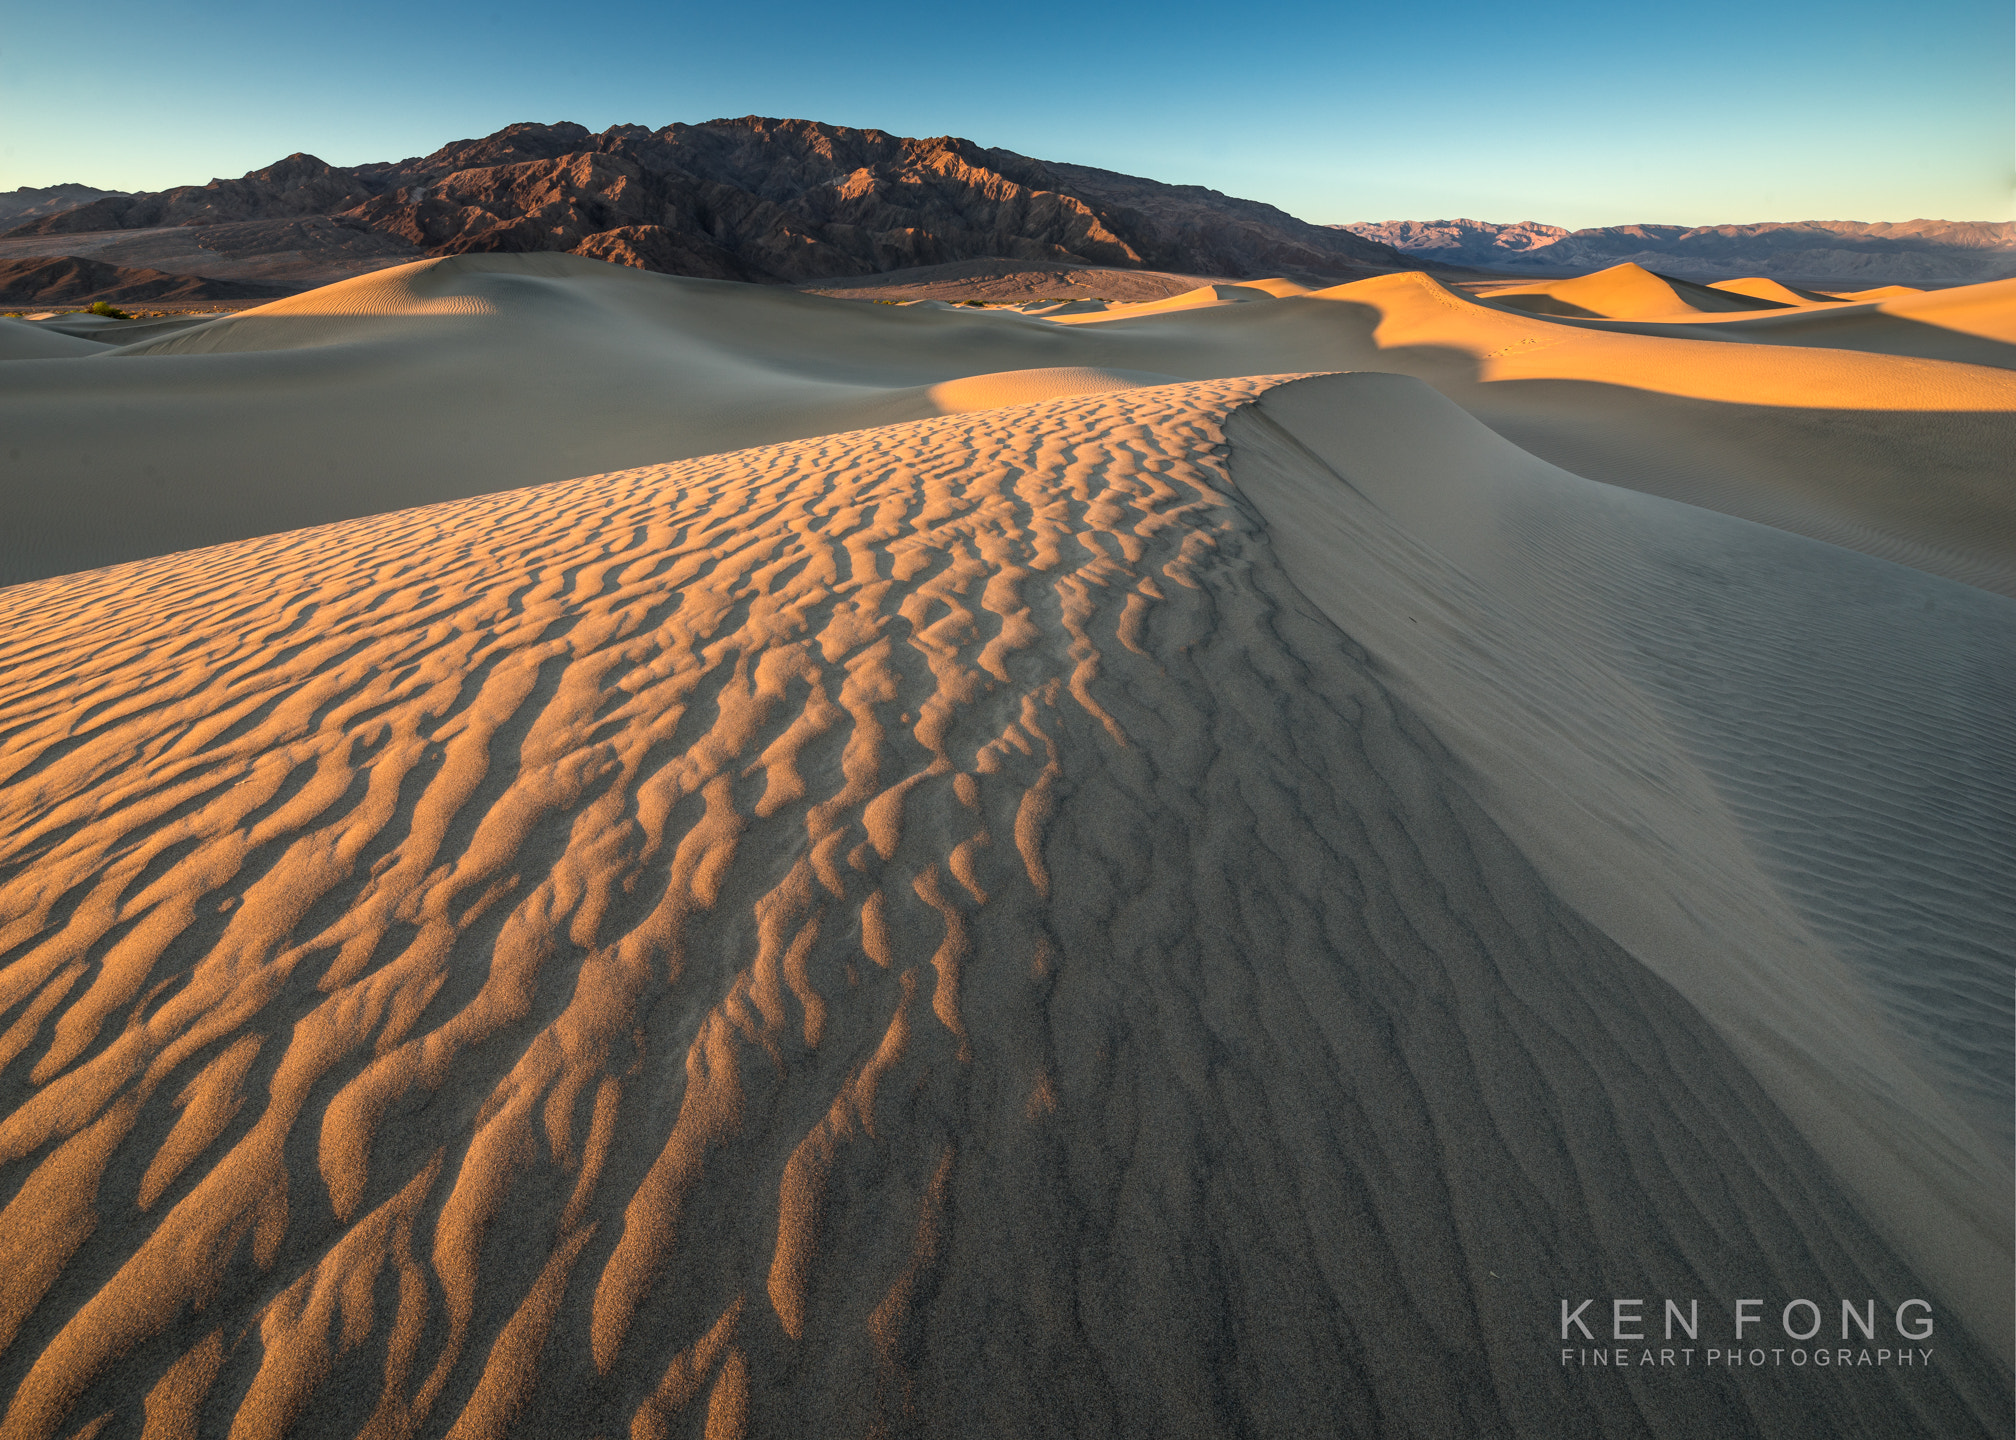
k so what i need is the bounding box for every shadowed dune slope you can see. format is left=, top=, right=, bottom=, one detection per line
left=0, top=318, right=103, bottom=361
left=1231, top=374, right=2016, bottom=1363
left=0, top=380, right=2007, bottom=1437
left=1286, top=273, right=2016, bottom=591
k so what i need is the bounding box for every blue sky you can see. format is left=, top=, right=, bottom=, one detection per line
left=1, top=0, right=2008, bottom=227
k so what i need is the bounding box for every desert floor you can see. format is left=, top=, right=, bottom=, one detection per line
left=0, top=255, right=2010, bottom=1438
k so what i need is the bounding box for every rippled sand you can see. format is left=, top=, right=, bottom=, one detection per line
left=0, top=258, right=2010, bottom=1437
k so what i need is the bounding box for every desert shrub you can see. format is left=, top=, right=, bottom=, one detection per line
left=87, top=300, right=133, bottom=319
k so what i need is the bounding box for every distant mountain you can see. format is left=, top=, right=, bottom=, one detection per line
left=1338, top=218, right=2016, bottom=286
left=6, top=119, right=1423, bottom=289
left=0, top=183, right=127, bottom=227
left=0, top=255, right=290, bottom=306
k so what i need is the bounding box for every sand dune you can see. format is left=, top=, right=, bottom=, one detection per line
left=1058, top=269, right=2016, bottom=592
left=0, top=317, right=103, bottom=361
left=1875, top=276, right=2016, bottom=345
left=7, top=252, right=2007, bottom=592
left=918, top=364, right=1178, bottom=411
left=1, top=251, right=2011, bottom=1434
left=0, top=372, right=2009, bottom=1437
left=8, top=255, right=2016, bottom=600
left=1231, top=276, right=1323, bottom=298
left=1475, top=263, right=1788, bottom=320
left=0, top=255, right=1158, bottom=583
left=1709, top=276, right=1839, bottom=305
left=1827, top=284, right=1926, bottom=301
left=1235, top=374, right=2015, bottom=1350
left=1048, top=282, right=1281, bottom=320
left=1509, top=274, right=2016, bottom=373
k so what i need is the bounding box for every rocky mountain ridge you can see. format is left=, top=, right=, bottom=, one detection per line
left=6, top=119, right=1421, bottom=288
left=1341, top=217, right=2016, bottom=285
left=0, top=255, right=289, bottom=307
left=0, top=183, right=128, bottom=227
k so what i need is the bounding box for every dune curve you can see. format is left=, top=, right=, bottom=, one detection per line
left=1228, top=373, right=2016, bottom=1364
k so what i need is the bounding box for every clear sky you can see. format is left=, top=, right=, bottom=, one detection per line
left=1, top=0, right=2009, bottom=228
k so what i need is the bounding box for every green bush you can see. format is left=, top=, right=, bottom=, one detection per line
left=87, top=300, right=134, bottom=319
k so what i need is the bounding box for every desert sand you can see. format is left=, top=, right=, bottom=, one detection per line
left=0, top=253, right=2010, bottom=1438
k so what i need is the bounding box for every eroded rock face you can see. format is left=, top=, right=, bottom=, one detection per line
left=7, top=117, right=1419, bottom=284
left=19, top=154, right=381, bottom=233
left=0, top=184, right=129, bottom=228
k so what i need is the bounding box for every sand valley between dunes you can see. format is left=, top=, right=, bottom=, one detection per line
left=0, top=254, right=2010, bottom=1438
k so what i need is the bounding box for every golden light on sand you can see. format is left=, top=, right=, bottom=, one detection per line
left=0, top=254, right=2009, bottom=1436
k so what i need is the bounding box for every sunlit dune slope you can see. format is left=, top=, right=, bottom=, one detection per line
left=1709, top=276, right=1839, bottom=305
left=1050, top=282, right=1279, bottom=319
left=921, top=365, right=1177, bottom=411
left=1875, top=276, right=2016, bottom=346
left=1475, top=262, right=1789, bottom=319
left=0, top=379, right=2007, bottom=1438
left=1226, top=276, right=1320, bottom=297
left=1509, top=274, right=2016, bottom=376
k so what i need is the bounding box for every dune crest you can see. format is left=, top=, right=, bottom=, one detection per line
left=2, top=376, right=2007, bottom=1436
left=1046, top=282, right=1279, bottom=322
left=920, top=365, right=1176, bottom=411
left=1477, top=262, right=1789, bottom=320
left=1708, top=276, right=1839, bottom=305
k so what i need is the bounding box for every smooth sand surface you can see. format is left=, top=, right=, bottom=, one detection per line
left=1473, top=263, right=1788, bottom=320
left=1235, top=373, right=2015, bottom=1357
left=0, top=253, right=2011, bottom=1436
left=1052, top=282, right=1281, bottom=317
left=0, top=317, right=104, bottom=361
left=1709, top=276, right=1841, bottom=306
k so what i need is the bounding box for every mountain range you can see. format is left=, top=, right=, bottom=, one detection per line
left=0, top=183, right=127, bottom=228
left=1341, top=217, right=2016, bottom=286
left=9, top=126, right=2007, bottom=305
left=0, top=118, right=1419, bottom=302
